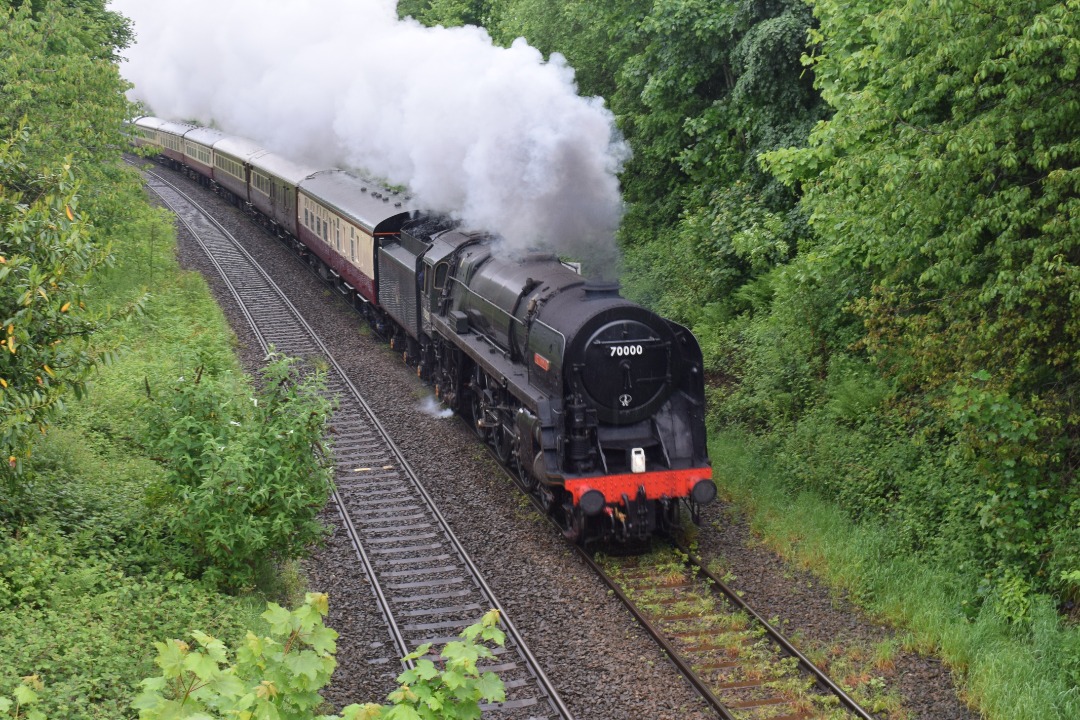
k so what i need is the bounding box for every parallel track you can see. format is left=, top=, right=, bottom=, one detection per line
left=139, top=158, right=877, bottom=719
left=137, top=164, right=573, bottom=720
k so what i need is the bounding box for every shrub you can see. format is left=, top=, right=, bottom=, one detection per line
left=0, top=518, right=256, bottom=720
left=143, top=352, right=335, bottom=592
left=133, top=597, right=507, bottom=720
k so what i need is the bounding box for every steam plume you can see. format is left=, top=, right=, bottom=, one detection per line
left=109, top=0, right=628, bottom=273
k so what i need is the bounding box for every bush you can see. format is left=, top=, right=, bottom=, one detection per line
left=0, top=519, right=257, bottom=720
left=133, top=597, right=507, bottom=720
left=143, top=352, right=335, bottom=592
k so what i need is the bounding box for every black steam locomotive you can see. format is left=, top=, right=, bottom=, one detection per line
left=132, top=116, right=715, bottom=544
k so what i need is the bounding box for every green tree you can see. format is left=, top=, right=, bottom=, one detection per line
left=0, top=2, right=134, bottom=185
left=0, top=129, right=118, bottom=484
left=605, top=0, right=825, bottom=362
left=1, top=0, right=132, bottom=56
left=0, top=1, right=138, bottom=483
left=611, top=0, right=821, bottom=238
left=762, top=0, right=1080, bottom=600
left=398, top=0, right=493, bottom=28
left=490, top=0, right=649, bottom=101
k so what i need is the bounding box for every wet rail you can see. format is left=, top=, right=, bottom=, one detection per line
left=136, top=164, right=573, bottom=720
left=459, top=406, right=880, bottom=720
left=584, top=545, right=877, bottom=720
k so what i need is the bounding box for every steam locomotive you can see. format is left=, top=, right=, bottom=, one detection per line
left=131, top=116, right=715, bottom=544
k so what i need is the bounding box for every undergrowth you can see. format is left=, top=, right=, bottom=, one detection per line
left=709, top=429, right=1080, bottom=720
left=0, top=181, right=282, bottom=717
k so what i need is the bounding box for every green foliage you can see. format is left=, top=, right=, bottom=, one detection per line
left=713, top=428, right=1080, bottom=720
left=397, top=0, right=494, bottom=28
left=143, top=352, right=335, bottom=592
left=489, top=0, right=648, bottom=100
left=949, top=375, right=1056, bottom=564
left=0, top=675, right=45, bottom=720
left=0, top=518, right=257, bottom=720
left=607, top=1, right=826, bottom=375
left=624, top=184, right=804, bottom=368
left=0, top=1, right=134, bottom=174
left=0, top=0, right=144, bottom=483
left=758, top=0, right=1080, bottom=606
left=0, top=0, right=138, bottom=248
left=358, top=609, right=507, bottom=720
left=614, top=0, right=823, bottom=240
left=0, top=128, right=116, bottom=479
left=134, top=593, right=340, bottom=720
left=0, top=140, right=262, bottom=720
left=134, top=600, right=507, bottom=720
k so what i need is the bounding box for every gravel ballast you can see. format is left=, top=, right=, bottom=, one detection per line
left=156, top=163, right=980, bottom=720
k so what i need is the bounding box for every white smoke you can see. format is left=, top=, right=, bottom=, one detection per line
left=416, top=395, right=455, bottom=419
left=110, top=0, right=628, bottom=270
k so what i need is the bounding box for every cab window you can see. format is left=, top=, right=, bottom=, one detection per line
left=434, top=262, right=449, bottom=291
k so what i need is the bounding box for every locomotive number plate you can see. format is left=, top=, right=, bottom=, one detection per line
left=609, top=344, right=645, bottom=357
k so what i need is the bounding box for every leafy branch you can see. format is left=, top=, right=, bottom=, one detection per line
left=130, top=596, right=507, bottom=720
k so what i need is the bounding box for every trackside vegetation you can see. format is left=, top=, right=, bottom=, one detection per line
left=1, top=4, right=515, bottom=718
left=132, top=599, right=508, bottom=720
left=402, top=0, right=1080, bottom=716
left=0, top=1, right=328, bottom=716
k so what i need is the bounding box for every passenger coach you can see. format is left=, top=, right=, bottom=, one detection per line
left=296, top=170, right=412, bottom=310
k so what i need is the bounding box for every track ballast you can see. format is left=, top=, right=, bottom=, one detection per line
left=138, top=165, right=573, bottom=720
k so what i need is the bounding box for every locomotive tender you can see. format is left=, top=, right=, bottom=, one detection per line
left=132, top=116, right=716, bottom=544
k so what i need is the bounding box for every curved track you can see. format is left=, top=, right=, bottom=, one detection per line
left=138, top=158, right=879, bottom=719
left=137, top=165, right=573, bottom=720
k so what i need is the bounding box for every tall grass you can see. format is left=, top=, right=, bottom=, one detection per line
left=710, top=430, right=1080, bottom=720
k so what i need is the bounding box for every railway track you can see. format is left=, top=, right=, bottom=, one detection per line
left=138, top=158, right=880, bottom=719
left=486, top=441, right=880, bottom=719
left=135, top=164, right=573, bottom=720
left=587, top=544, right=877, bottom=720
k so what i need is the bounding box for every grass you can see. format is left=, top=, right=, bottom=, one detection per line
left=710, top=428, right=1080, bottom=720
left=0, top=181, right=298, bottom=717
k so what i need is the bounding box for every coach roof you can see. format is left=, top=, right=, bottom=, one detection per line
left=299, top=169, right=413, bottom=232
left=135, top=117, right=198, bottom=137
left=184, top=126, right=228, bottom=146
left=213, top=135, right=267, bottom=163
left=249, top=151, right=320, bottom=186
